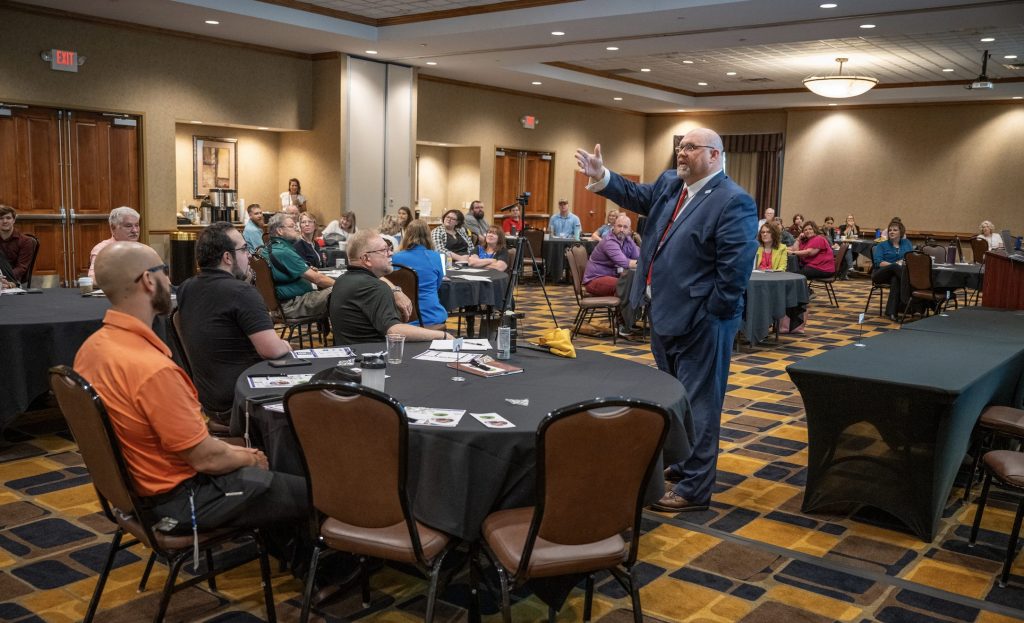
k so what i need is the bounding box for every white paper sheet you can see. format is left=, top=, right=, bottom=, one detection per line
left=429, top=339, right=492, bottom=351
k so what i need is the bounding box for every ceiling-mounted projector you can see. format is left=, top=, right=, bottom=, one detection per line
left=968, top=80, right=994, bottom=90
left=965, top=50, right=994, bottom=90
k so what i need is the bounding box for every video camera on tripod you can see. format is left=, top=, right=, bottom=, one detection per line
left=516, top=191, right=530, bottom=207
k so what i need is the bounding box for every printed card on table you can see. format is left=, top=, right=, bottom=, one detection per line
left=405, top=407, right=466, bottom=427
left=471, top=412, right=515, bottom=428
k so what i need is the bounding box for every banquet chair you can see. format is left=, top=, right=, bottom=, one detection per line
left=565, top=245, right=618, bottom=344
left=250, top=255, right=325, bottom=348
left=522, top=228, right=546, bottom=282
left=808, top=242, right=848, bottom=308
left=475, top=397, right=670, bottom=623
left=48, top=366, right=276, bottom=623
left=920, top=244, right=946, bottom=264
left=388, top=264, right=421, bottom=325
left=970, top=237, right=989, bottom=264
left=969, top=449, right=1024, bottom=587
left=284, top=381, right=455, bottom=623
left=963, top=406, right=1024, bottom=503
left=898, top=251, right=956, bottom=324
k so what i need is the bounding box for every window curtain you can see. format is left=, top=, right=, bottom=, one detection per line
left=671, top=133, right=784, bottom=218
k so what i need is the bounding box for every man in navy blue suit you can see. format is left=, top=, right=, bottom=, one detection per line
left=576, top=128, right=757, bottom=512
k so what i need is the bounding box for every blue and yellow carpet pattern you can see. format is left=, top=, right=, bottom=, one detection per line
left=1, top=278, right=1022, bottom=621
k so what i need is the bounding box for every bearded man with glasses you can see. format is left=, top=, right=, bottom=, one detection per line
left=576, top=128, right=757, bottom=513
left=176, top=222, right=292, bottom=425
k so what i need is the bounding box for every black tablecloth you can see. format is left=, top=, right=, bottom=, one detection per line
left=848, top=239, right=875, bottom=261
left=740, top=272, right=809, bottom=347
left=232, top=343, right=692, bottom=540
left=901, top=307, right=1024, bottom=344
left=439, top=268, right=509, bottom=311
left=788, top=330, right=1024, bottom=541
left=542, top=237, right=597, bottom=284
left=929, top=263, right=982, bottom=290
left=0, top=289, right=109, bottom=431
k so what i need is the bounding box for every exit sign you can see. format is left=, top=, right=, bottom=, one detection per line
left=49, top=49, right=78, bottom=72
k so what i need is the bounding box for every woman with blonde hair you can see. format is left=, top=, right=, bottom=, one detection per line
left=977, top=220, right=1004, bottom=250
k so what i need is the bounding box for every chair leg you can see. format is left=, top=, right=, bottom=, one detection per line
left=84, top=528, right=124, bottom=623
left=298, top=545, right=322, bottom=623
left=138, top=550, right=157, bottom=592
left=1001, top=498, right=1024, bottom=587
left=424, top=547, right=452, bottom=623
left=468, top=544, right=482, bottom=623
left=583, top=574, right=595, bottom=622
left=359, top=555, right=372, bottom=607
left=963, top=431, right=990, bottom=503
left=970, top=471, right=994, bottom=545
left=548, top=604, right=558, bottom=622
left=898, top=297, right=913, bottom=325
left=152, top=553, right=187, bottom=623
left=496, top=565, right=513, bottom=623
left=205, top=547, right=217, bottom=591
left=609, top=308, right=617, bottom=345
left=255, top=531, right=277, bottom=623
left=628, top=566, right=643, bottom=623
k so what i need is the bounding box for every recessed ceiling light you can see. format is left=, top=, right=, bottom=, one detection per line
left=860, top=24, right=876, bottom=29
left=365, top=50, right=378, bottom=55
left=820, top=3, right=838, bottom=7
left=1005, top=55, right=1018, bottom=59
left=726, top=71, right=737, bottom=76
left=676, top=109, right=686, bottom=112
left=426, top=61, right=437, bottom=65
left=205, top=20, right=219, bottom=25
left=551, top=31, right=565, bottom=36
left=640, top=68, right=651, bottom=72
left=698, top=82, right=708, bottom=86
left=828, top=103, right=838, bottom=106
left=606, top=46, right=619, bottom=51
left=682, top=60, right=694, bottom=64
left=942, top=68, right=955, bottom=72
left=257, top=126, right=269, bottom=130
left=1014, top=96, right=1023, bottom=100
left=980, top=37, right=995, bottom=42
left=531, top=81, right=542, bottom=85
left=613, top=97, right=623, bottom=101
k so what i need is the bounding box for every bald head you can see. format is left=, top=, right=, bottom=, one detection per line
left=95, top=242, right=163, bottom=304
left=676, top=127, right=724, bottom=185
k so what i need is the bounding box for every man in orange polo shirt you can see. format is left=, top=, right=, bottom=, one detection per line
left=74, top=241, right=307, bottom=537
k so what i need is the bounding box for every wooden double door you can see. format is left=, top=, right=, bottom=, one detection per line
left=0, top=106, right=141, bottom=285
left=493, top=148, right=551, bottom=226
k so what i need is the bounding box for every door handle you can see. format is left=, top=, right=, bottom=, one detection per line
left=69, top=208, right=76, bottom=224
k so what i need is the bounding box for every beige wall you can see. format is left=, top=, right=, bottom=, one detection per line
left=416, top=145, right=449, bottom=217
left=449, top=147, right=482, bottom=212
left=174, top=123, right=281, bottom=215
left=0, top=6, right=313, bottom=240
left=417, top=79, right=646, bottom=219
left=782, top=104, right=1024, bottom=234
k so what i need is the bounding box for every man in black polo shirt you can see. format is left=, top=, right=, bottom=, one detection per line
left=330, top=229, right=453, bottom=345
left=177, top=222, right=291, bottom=424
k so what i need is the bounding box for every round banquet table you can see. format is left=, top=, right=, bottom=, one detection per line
left=437, top=267, right=509, bottom=311
left=541, top=237, right=597, bottom=284
left=739, top=271, right=810, bottom=347
left=232, top=342, right=692, bottom=540
left=0, top=288, right=110, bottom=432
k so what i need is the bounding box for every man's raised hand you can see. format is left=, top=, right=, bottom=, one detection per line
left=575, top=144, right=605, bottom=181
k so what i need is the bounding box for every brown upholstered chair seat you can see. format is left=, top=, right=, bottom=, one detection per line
left=579, top=295, right=620, bottom=309
left=978, top=406, right=1024, bottom=438
left=483, top=507, right=626, bottom=578
left=983, top=451, right=1024, bottom=489
left=320, top=516, right=449, bottom=564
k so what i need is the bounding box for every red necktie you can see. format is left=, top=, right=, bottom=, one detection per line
left=646, top=186, right=688, bottom=286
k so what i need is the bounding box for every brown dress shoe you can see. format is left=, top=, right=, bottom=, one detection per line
left=664, top=467, right=681, bottom=483
left=650, top=491, right=709, bottom=513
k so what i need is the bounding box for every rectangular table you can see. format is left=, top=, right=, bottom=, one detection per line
left=788, top=330, right=1024, bottom=541
left=901, top=307, right=1024, bottom=344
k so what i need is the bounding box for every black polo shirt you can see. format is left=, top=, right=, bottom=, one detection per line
left=176, top=268, right=275, bottom=412
left=329, top=266, right=401, bottom=346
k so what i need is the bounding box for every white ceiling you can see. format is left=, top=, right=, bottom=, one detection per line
left=17, top=0, right=1024, bottom=112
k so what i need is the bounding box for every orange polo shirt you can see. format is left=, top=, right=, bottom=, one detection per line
left=74, top=309, right=209, bottom=496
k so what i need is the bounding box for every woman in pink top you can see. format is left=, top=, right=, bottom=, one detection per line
left=790, top=221, right=835, bottom=279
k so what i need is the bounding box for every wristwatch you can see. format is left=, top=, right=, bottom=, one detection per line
left=391, top=286, right=403, bottom=293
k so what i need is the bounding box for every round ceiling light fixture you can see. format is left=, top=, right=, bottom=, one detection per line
left=803, top=57, right=878, bottom=98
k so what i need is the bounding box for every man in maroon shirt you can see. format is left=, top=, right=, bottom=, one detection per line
left=0, top=205, right=35, bottom=286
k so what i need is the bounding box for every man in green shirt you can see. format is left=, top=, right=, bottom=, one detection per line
left=265, top=213, right=334, bottom=317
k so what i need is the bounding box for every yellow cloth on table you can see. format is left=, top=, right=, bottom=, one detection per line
left=538, top=328, right=576, bottom=359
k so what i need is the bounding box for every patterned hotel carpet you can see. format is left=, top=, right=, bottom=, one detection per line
left=2, top=276, right=1023, bottom=622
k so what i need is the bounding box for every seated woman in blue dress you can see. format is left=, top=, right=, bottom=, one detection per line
left=392, top=219, right=448, bottom=329
left=468, top=226, right=510, bottom=272
left=871, top=219, right=914, bottom=320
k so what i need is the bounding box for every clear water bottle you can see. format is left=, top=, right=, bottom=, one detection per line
left=496, top=325, right=511, bottom=360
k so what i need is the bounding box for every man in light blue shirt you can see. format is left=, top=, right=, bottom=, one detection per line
left=549, top=199, right=581, bottom=239
left=242, top=204, right=265, bottom=252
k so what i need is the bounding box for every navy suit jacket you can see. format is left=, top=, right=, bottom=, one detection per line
left=598, top=169, right=757, bottom=336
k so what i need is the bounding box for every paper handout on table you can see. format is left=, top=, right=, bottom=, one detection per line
left=414, top=350, right=479, bottom=363
left=471, top=412, right=515, bottom=428
left=449, top=267, right=487, bottom=273
left=450, top=274, right=493, bottom=282
left=247, top=374, right=313, bottom=389
left=1, top=287, right=26, bottom=295
left=405, top=407, right=465, bottom=427
left=429, top=339, right=492, bottom=351
left=292, top=347, right=356, bottom=359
